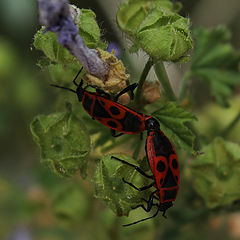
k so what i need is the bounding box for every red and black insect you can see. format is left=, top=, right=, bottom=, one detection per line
left=51, top=69, right=146, bottom=137
left=112, top=117, right=179, bottom=226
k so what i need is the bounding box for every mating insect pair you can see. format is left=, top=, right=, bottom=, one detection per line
left=52, top=68, right=179, bottom=226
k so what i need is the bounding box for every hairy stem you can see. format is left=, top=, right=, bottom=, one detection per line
left=154, top=61, right=176, bottom=101
left=134, top=58, right=154, bottom=108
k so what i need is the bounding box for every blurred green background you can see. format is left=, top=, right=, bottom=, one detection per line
left=0, top=0, right=240, bottom=239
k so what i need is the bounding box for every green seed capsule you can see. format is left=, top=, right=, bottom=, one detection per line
left=117, top=0, right=193, bottom=61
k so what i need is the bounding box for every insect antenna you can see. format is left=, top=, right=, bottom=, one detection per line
left=122, top=208, right=159, bottom=227
left=50, top=84, right=76, bottom=94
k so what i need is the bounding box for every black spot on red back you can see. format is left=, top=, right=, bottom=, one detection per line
left=161, top=168, right=177, bottom=188
left=110, top=106, right=121, bottom=115
left=85, top=96, right=143, bottom=133
left=172, top=158, right=178, bottom=169
left=157, top=160, right=165, bottom=172
left=92, top=99, right=112, bottom=118
left=107, top=121, right=118, bottom=128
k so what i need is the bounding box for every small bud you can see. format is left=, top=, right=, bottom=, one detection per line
left=142, top=81, right=161, bottom=104
left=117, top=0, right=193, bottom=61
left=118, top=93, right=131, bottom=105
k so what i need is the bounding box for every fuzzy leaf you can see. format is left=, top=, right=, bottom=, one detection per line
left=30, top=106, right=91, bottom=178
left=191, top=137, right=240, bottom=208
left=34, top=27, right=75, bottom=64
left=190, top=26, right=240, bottom=107
left=78, top=9, right=107, bottom=49
left=193, top=68, right=240, bottom=107
left=152, top=102, right=197, bottom=152
left=94, top=154, right=152, bottom=216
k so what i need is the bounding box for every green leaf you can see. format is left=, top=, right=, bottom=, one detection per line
left=193, top=68, right=240, bottom=107
left=191, top=26, right=231, bottom=68
left=191, top=137, right=240, bottom=208
left=190, top=26, right=240, bottom=107
left=151, top=102, right=197, bottom=152
left=34, top=27, right=75, bottom=64
left=94, top=154, right=151, bottom=216
left=117, top=0, right=192, bottom=61
left=47, top=63, right=84, bottom=85
left=78, top=9, right=107, bottom=49
left=30, top=105, right=91, bottom=178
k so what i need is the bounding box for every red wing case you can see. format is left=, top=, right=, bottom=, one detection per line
left=146, top=131, right=180, bottom=203
left=82, top=92, right=145, bottom=134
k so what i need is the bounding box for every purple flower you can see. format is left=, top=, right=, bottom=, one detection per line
left=106, top=42, right=121, bottom=58
left=37, top=0, right=109, bottom=80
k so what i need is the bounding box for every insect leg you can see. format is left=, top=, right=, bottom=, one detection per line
left=87, top=85, right=111, bottom=98
left=111, top=156, right=153, bottom=179
left=122, top=178, right=154, bottom=191
left=73, top=67, right=83, bottom=86
left=123, top=192, right=159, bottom=227
left=111, top=129, right=124, bottom=138
left=95, top=88, right=110, bottom=98
left=131, top=191, right=157, bottom=212
left=114, top=83, right=138, bottom=101
left=50, top=84, right=76, bottom=93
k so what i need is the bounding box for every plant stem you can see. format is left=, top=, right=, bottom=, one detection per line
left=221, top=112, right=240, bottom=137
left=154, top=61, right=176, bottom=101
left=134, top=58, right=154, bottom=107
left=178, top=70, right=193, bottom=101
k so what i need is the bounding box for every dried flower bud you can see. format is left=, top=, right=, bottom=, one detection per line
left=116, top=81, right=131, bottom=105
left=117, top=93, right=131, bottom=105
left=142, top=81, right=161, bottom=103
left=83, top=49, right=130, bottom=93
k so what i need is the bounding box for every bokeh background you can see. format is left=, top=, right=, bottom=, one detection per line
left=0, top=0, right=240, bottom=239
